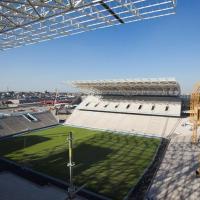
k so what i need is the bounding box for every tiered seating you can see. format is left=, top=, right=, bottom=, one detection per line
left=67, top=79, right=182, bottom=138
left=66, top=110, right=180, bottom=138
left=78, top=95, right=181, bottom=117
left=0, top=111, right=58, bottom=137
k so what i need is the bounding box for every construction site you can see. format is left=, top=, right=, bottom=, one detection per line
left=0, top=1, right=199, bottom=200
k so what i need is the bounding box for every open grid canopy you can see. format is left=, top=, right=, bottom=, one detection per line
left=0, top=0, right=176, bottom=50
left=72, top=78, right=181, bottom=96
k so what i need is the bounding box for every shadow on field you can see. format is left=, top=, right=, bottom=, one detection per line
left=0, top=131, right=160, bottom=200
left=17, top=142, right=113, bottom=185
left=0, top=135, right=50, bottom=156
left=21, top=133, right=159, bottom=200
left=74, top=143, right=113, bottom=174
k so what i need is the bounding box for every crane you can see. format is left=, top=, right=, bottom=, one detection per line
left=54, top=88, right=59, bottom=106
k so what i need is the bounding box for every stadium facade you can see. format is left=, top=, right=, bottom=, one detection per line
left=66, top=78, right=182, bottom=137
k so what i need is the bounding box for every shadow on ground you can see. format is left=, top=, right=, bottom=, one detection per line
left=0, top=135, right=50, bottom=156
left=0, top=131, right=160, bottom=200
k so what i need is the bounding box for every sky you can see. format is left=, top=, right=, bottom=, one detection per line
left=0, top=0, right=200, bottom=93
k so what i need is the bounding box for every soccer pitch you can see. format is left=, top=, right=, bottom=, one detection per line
left=0, top=126, right=160, bottom=199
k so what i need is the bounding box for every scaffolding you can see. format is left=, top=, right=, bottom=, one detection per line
left=0, top=0, right=176, bottom=50
left=190, top=82, right=200, bottom=144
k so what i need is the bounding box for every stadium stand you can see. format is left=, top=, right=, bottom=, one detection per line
left=0, top=111, right=58, bottom=137
left=66, top=78, right=182, bottom=138
left=78, top=95, right=181, bottom=117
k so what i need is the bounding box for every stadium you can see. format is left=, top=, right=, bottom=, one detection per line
left=67, top=78, right=181, bottom=136
left=1, top=77, right=199, bottom=200
left=0, top=1, right=199, bottom=200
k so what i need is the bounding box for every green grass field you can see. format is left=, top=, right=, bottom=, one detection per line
left=0, top=126, right=160, bottom=199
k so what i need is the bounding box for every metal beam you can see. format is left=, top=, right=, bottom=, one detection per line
left=0, top=0, right=176, bottom=50
left=26, top=0, right=43, bottom=19
left=100, top=1, right=124, bottom=23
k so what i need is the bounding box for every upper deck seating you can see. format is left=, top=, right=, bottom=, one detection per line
left=77, top=95, right=182, bottom=117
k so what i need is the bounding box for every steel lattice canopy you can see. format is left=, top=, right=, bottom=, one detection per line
left=72, top=77, right=181, bottom=96
left=0, top=0, right=176, bottom=50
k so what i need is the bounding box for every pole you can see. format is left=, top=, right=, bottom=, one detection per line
left=67, top=132, right=75, bottom=199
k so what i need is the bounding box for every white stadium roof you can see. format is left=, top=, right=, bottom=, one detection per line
left=0, top=0, right=176, bottom=50
left=72, top=77, right=181, bottom=96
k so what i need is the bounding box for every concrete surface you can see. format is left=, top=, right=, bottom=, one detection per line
left=148, top=117, right=200, bottom=200
left=0, top=172, right=68, bottom=200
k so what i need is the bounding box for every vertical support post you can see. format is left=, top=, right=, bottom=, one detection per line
left=192, top=121, right=198, bottom=144
left=67, top=132, right=75, bottom=199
